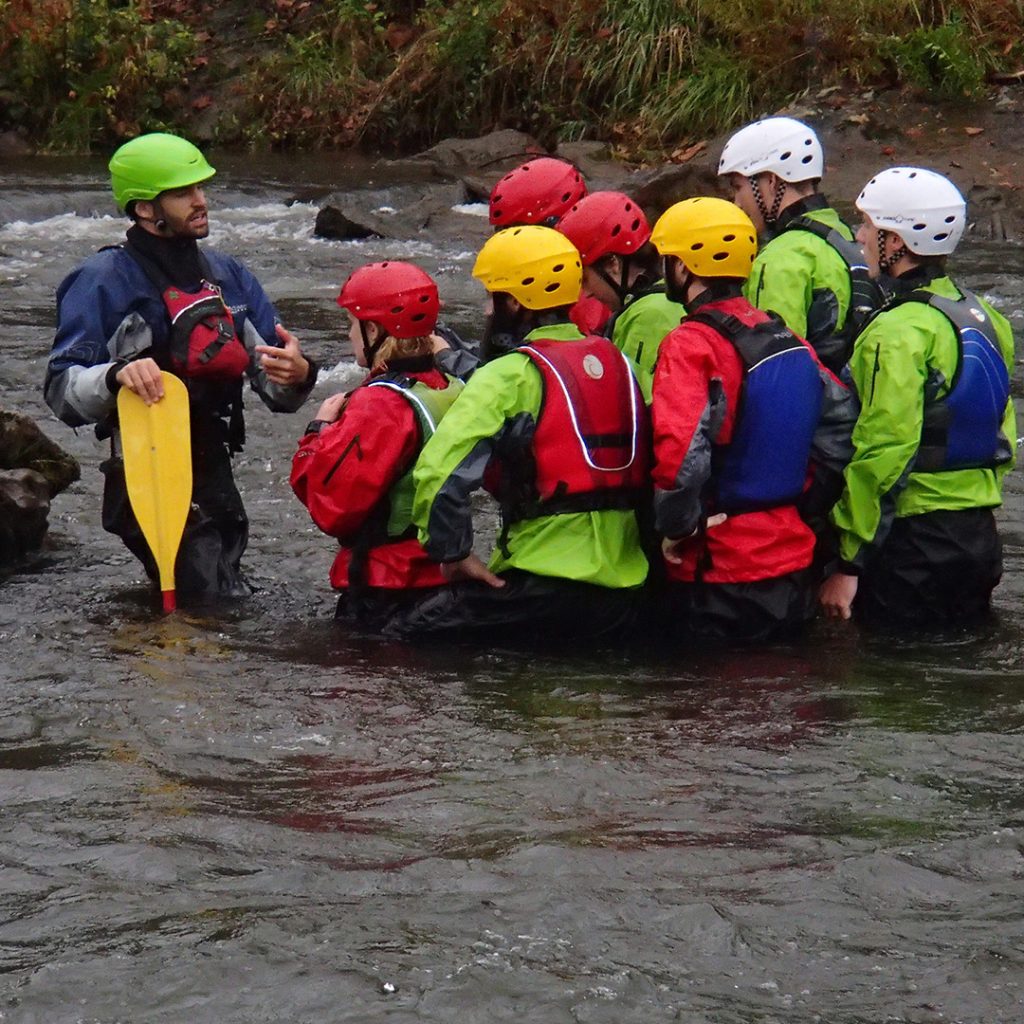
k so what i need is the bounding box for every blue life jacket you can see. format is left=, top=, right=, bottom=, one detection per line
left=892, top=289, right=1012, bottom=472
left=688, top=309, right=824, bottom=513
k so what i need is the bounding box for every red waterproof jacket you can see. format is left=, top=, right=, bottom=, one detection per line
left=291, top=367, right=451, bottom=591
left=652, top=292, right=828, bottom=584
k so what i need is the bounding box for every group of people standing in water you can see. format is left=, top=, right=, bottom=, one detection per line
left=44, top=118, right=1016, bottom=643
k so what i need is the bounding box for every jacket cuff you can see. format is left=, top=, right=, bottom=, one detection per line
left=104, top=360, right=127, bottom=394
left=837, top=560, right=861, bottom=577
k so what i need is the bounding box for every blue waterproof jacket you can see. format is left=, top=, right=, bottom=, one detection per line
left=45, top=244, right=314, bottom=429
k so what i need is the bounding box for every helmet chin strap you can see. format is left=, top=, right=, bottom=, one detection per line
left=750, top=175, right=787, bottom=228
left=595, top=255, right=633, bottom=306
left=877, top=230, right=909, bottom=273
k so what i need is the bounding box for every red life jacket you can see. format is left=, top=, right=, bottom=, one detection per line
left=500, top=336, right=649, bottom=522
left=125, top=241, right=250, bottom=381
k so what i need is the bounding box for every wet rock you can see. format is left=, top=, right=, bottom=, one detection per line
left=460, top=174, right=495, bottom=204
left=0, top=411, right=79, bottom=497
left=966, top=184, right=1024, bottom=243
left=555, top=139, right=628, bottom=187
left=411, top=129, right=544, bottom=178
left=314, top=205, right=385, bottom=241
left=315, top=184, right=484, bottom=243
left=627, top=162, right=724, bottom=221
left=0, top=411, right=79, bottom=564
left=0, top=469, right=51, bottom=562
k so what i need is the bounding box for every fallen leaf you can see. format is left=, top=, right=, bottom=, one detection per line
left=964, top=126, right=984, bottom=136
left=670, top=140, right=707, bottom=163
left=192, top=95, right=213, bottom=111
left=881, top=145, right=896, bottom=157
left=904, top=126, right=923, bottom=139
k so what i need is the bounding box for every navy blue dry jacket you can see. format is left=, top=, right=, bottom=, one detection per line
left=45, top=244, right=315, bottom=431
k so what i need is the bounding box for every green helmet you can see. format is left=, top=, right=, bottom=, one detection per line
left=108, top=132, right=216, bottom=211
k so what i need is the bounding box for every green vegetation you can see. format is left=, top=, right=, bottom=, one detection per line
left=0, top=0, right=198, bottom=152
left=0, top=0, right=1019, bottom=154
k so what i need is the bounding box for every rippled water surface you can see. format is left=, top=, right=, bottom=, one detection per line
left=2, top=156, right=1024, bottom=1024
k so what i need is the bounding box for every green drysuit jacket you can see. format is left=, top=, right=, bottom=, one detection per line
left=413, top=322, right=650, bottom=589
left=830, top=273, right=1016, bottom=570
left=745, top=201, right=855, bottom=347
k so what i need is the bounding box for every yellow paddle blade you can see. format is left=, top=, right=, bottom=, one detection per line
left=117, top=373, right=192, bottom=612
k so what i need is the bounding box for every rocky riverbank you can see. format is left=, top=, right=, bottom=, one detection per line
left=305, top=87, right=1024, bottom=250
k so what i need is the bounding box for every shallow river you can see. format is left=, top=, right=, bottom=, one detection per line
left=2, top=155, right=1024, bottom=1024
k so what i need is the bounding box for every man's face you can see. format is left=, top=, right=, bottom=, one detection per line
left=855, top=214, right=882, bottom=278
left=581, top=256, right=622, bottom=312
left=725, top=173, right=766, bottom=234
left=152, top=183, right=209, bottom=239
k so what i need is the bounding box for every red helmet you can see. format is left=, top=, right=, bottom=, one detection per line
left=556, top=191, right=651, bottom=266
left=336, top=261, right=440, bottom=339
left=488, top=157, right=587, bottom=227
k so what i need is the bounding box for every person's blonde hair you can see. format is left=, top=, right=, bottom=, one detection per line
left=371, top=332, right=434, bottom=370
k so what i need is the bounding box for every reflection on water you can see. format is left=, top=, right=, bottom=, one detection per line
left=2, top=156, right=1024, bottom=1023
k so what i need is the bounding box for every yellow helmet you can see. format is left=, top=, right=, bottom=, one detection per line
left=472, top=225, right=582, bottom=309
left=650, top=197, right=757, bottom=279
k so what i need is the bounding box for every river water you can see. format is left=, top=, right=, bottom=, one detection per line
left=1, top=154, right=1024, bottom=1024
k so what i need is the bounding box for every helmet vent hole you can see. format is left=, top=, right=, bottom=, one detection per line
left=411, top=313, right=425, bottom=322
left=908, top=171, right=917, bottom=178
left=801, top=155, right=813, bottom=164
left=712, top=252, right=729, bottom=261
left=722, top=234, right=736, bottom=242
left=544, top=283, right=560, bottom=293
left=419, top=294, right=430, bottom=302
left=690, top=242, right=704, bottom=251
left=390, top=305, right=404, bottom=314
left=780, top=151, right=792, bottom=161
left=933, top=232, right=949, bottom=241
left=912, top=223, right=926, bottom=230
left=561, top=191, right=571, bottom=202
left=944, top=215, right=956, bottom=223
left=552, top=263, right=564, bottom=272
left=521, top=276, right=535, bottom=286
left=625, top=202, right=633, bottom=211
left=805, top=138, right=813, bottom=145
left=611, top=225, right=621, bottom=236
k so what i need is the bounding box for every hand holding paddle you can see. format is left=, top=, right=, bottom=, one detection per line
left=117, top=372, right=192, bottom=613
left=115, top=357, right=164, bottom=405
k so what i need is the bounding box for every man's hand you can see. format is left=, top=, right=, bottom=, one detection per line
left=661, top=512, right=728, bottom=565
left=440, top=553, right=506, bottom=588
left=819, top=572, right=858, bottom=620
left=115, top=358, right=164, bottom=405
left=255, top=324, right=311, bottom=386
left=429, top=333, right=451, bottom=354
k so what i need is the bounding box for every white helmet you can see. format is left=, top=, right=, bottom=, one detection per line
left=718, top=117, right=824, bottom=182
left=855, top=167, right=965, bottom=256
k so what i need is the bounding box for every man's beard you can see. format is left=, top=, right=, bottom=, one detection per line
left=480, top=301, right=528, bottom=362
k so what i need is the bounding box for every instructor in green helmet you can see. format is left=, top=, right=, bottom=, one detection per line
left=44, top=132, right=318, bottom=599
